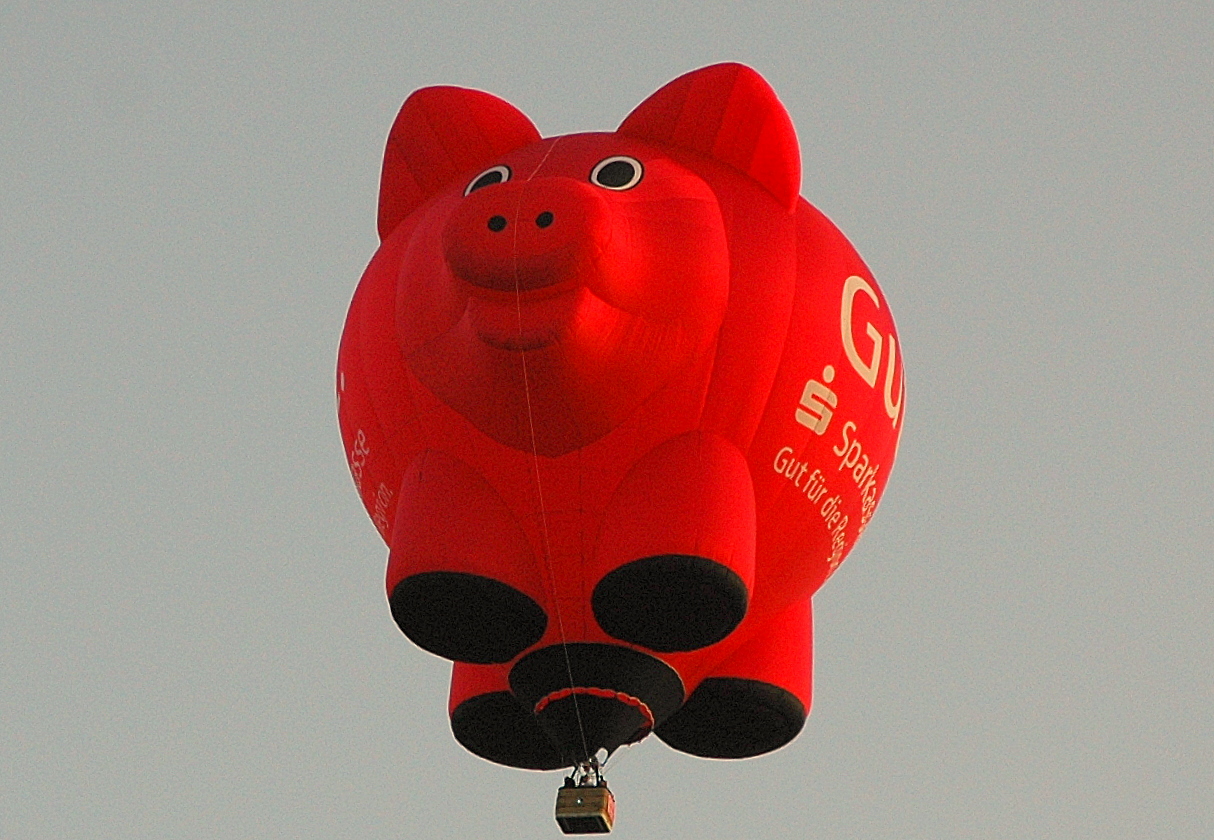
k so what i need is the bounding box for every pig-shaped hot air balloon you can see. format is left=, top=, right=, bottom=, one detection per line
left=337, top=63, right=904, bottom=772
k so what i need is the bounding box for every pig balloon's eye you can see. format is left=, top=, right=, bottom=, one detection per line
left=590, top=156, right=643, bottom=190
left=464, top=165, right=511, bottom=196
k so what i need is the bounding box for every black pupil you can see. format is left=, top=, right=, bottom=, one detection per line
left=470, top=169, right=505, bottom=192
left=596, top=160, right=636, bottom=188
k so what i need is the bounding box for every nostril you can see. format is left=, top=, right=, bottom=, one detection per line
left=535, top=211, right=554, bottom=229
left=487, top=215, right=507, bottom=232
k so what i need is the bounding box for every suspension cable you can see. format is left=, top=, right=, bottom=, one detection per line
left=512, top=136, right=591, bottom=767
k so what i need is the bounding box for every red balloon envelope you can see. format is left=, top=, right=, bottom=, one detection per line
left=337, top=63, right=904, bottom=769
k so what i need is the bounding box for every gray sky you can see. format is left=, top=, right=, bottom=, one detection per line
left=3, top=2, right=1211, bottom=838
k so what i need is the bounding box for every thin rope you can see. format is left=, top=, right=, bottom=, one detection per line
left=511, top=136, right=592, bottom=767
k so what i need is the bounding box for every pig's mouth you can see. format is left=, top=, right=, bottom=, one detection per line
left=466, top=285, right=584, bottom=352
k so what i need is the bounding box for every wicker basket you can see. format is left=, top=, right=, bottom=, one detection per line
left=555, top=785, right=616, bottom=834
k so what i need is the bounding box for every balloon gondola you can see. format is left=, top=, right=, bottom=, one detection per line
left=554, top=758, right=614, bottom=835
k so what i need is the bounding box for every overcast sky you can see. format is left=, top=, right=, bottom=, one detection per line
left=3, top=3, right=1211, bottom=838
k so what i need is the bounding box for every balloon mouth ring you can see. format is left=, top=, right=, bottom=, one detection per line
left=534, top=687, right=655, bottom=731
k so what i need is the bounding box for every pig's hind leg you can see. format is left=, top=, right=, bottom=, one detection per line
left=448, top=661, right=566, bottom=770
left=656, top=598, right=812, bottom=758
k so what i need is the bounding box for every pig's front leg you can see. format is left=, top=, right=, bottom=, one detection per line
left=589, top=431, right=756, bottom=652
left=387, top=449, right=549, bottom=664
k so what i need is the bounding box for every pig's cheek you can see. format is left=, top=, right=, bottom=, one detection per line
left=587, top=198, right=729, bottom=325
left=395, top=262, right=469, bottom=354
left=586, top=256, right=726, bottom=341
left=392, top=210, right=468, bottom=352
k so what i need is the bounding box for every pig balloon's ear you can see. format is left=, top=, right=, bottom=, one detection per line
left=378, top=86, right=541, bottom=239
left=619, top=63, right=801, bottom=211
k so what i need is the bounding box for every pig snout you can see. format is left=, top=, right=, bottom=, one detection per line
left=443, top=178, right=612, bottom=293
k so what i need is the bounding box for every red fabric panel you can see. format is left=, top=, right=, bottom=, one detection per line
left=448, top=661, right=510, bottom=716
left=747, top=200, right=904, bottom=613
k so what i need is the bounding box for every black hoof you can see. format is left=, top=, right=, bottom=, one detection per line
left=591, top=555, right=748, bottom=652
left=390, top=572, right=547, bottom=664
left=655, top=677, right=806, bottom=759
left=451, top=691, right=566, bottom=770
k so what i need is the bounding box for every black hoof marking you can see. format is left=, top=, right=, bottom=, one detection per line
left=390, top=572, right=547, bottom=664
left=592, top=554, right=748, bottom=652
left=451, top=691, right=566, bottom=770
left=655, top=677, right=806, bottom=759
